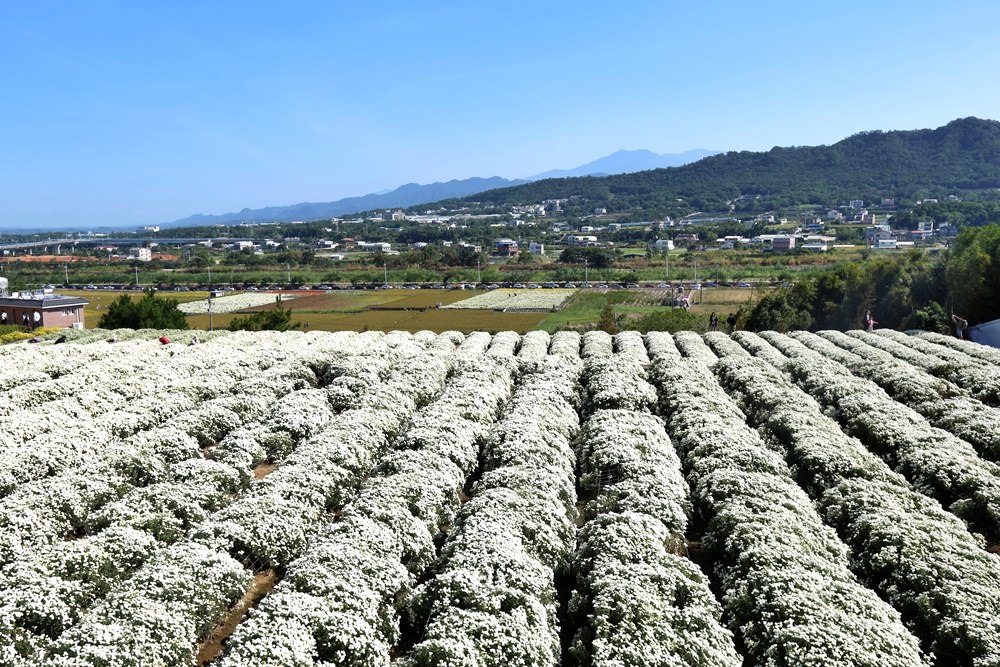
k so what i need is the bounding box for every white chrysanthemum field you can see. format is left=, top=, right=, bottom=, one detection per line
left=1, top=327, right=999, bottom=667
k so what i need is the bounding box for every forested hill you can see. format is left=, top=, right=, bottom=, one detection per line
left=455, top=117, right=1000, bottom=212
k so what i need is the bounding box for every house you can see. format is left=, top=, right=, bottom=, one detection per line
left=653, top=239, right=675, bottom=252
left=866, top=228, right=894, bottom=246
left=494, top=238, right=519, bottom=256
left=594, top=207, right=607, bottom=215
left=0, top=292, right=88, bottom=329
left=565, top=235, right=598, bottom=247
left=529, top=242, right=545, bottom=255
left=771, top=236, right=796, bottom=251
left=358, top=241, right=392, bottom=254
left=381, top=210, right=406, bottom=222
left=849, top=199, right=865, bottom=208
left=127, top=247, right=152, bottom=262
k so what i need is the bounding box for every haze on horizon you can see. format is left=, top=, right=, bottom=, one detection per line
left=2, top=0, right=999, bottom=230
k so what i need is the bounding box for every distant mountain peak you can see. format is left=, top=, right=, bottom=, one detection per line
left=527, top=148, right=719, bottom=181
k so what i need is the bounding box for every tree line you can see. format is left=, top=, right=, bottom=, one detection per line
left=741, top=225, right=1000, bottom=332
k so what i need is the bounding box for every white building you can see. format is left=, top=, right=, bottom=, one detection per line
left=127, top=247, right=152, bottom=262
left=529, top=242, right=545, bottom=255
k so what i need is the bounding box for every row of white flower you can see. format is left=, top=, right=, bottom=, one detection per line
left=20, top=334, right=466, bottom=665
left=760, top=331, right=1000, bottom=541
left=400, top=354, right=583, bottom=666
left=0, top=348, right=301, bottom=563
left=0, top=340, right=132, bottom=393
left=217, top=342, right=522, bottom=666
left=0, top=331, right=375, bottom=564
left=569, top=348, right=739, bottom=667
left=649, top=353, right=925, bottom=666
left=192, top=334, right=462, bottom=569
left=875, top=327, right=996, bottom=368
left=0, top=334, right=410, bottom=657
left=714, top=352, right=1000, bottom=666
left=854, top=329, right=1000, bottom=407
left=730, top=330, right=790, bottom=369
left=176, top=291, right=298, bottom=314
left=615, top=330, right=650, bottom=364
left=582, top=330, right=613, bottom=358
left=644, top=331, right=681, bottom=359
left=797, top=330, right=1000, bottom=463
left=0, top=332, right=454, bottom=660
left=673, top=330, right=720, bottom=367
left=582, top=334, right=657, bottom=413
left=441, top=289, right=575, bottom=311
left=0, top=334, right=291, bottom=488
left=913, top=330, right=1000, bottom=366
left=702, top=331, right=751, bottom=360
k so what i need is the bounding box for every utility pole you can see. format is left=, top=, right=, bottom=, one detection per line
left=286, top=263, right=291, bottom=284
left=383, top=261, right=388, bottom=286
left=664, top=249, right=669, bottom=282
left=584, top=258, right=589, bottom=284
left=207, top=264, right=212, bottom=289
left=476, top=259, right=481, bottom=285
left=134, top=266, right=138, bottom=286
left=64, top=264, right=69, bottom=286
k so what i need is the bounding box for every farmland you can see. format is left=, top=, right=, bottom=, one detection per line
left=61, top=287, right=756, bottom=334
left=2, top=326, right=999, bottom=666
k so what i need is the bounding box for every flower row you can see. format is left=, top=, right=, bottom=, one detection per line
left=0, top=337, right=409, bottom=656
left=217, top=338, right=521, bottom=666
left=759, top=331, right=1000, bottom=541
left=400, top=354, right=583, bottom=666
left=570, top=347, right=739, bottom=667
left=441, top=289, right=575, bottom=311
left=713, top=351, right=1000, bottom=666
left=855, top=329, right=1000, bottom=407
left=913, top=330, right=1000, bottom=366
left=0, top=331, right=374, bottom=564
left=176, top=291, right=298, bottom=314
left=0, top=332, right=464, bottom=663
left=798, top=330, right=1000, bottom=462
left=649, top=353, right=925, bottom=666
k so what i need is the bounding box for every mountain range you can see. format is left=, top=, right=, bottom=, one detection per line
left=161, top=149, right=720, bottom=228
left=451, top=117, right=1000, bottom=213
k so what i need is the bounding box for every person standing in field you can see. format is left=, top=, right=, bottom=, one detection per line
left=726, top=313, right=737, bottom=333
left=864, top=310, right=877, bottom=332
left=32, top=311, right=41, bottom=330
left=0, top=311, right=7, bottom=325
left=952, top=314, right=968, bottom=339
left=709, top=312, right=719, bottom=331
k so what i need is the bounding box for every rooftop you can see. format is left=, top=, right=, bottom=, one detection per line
left=0, top=293, right=89, bottom=308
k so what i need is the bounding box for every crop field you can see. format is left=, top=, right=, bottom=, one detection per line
left=2, top=327, right=1000, bottom=666
left=441, top=289, right=576, bottom=311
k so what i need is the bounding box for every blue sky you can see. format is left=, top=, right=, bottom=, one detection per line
left=2, top=1, right=999, bottom=229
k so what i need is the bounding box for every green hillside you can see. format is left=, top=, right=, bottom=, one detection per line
left=449, top=117, right=1000, bottom=213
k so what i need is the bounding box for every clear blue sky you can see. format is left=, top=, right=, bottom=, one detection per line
left=2, top=1, right=999, bottom=229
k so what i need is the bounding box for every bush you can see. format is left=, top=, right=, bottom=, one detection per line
left=98, top=289, right=188, bottom=330
left=631, top=308, right=705, bottom=333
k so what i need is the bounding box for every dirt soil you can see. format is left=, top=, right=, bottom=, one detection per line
left=196, top=569, right=278, bottom=665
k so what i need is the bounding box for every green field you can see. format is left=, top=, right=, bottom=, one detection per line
left=63, top=286, right=759, bottom=334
